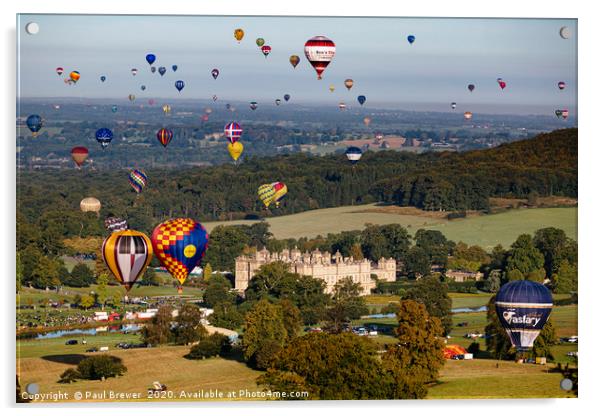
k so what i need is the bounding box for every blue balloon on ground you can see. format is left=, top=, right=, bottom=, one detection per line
left=495, top=280, right=553, bottom=351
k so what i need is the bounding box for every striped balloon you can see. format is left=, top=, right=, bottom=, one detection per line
left=258, top=184, right=276, bottom=208
left=128, top=169, right=148, bottom=193
left=224, top=122, right=242, bottom=143
left=102, top=230, right=153, bottom=291
left=304, top=36, right=336, bottom=80
left=270, top=182, right=288, bottom=208
left=156, top=128, right=173, bottom=147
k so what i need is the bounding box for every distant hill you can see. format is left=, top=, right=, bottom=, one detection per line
left=17, top=128, right=577, bottom=239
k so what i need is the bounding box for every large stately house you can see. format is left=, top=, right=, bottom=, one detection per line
left=234, top=247, right=396, bottom=295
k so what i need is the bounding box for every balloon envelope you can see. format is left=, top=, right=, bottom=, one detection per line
left=175, top=80, right=185, bottom=92
left=95, top=128, right=114, bottom=149
left=558, top=81, right=566, bottom=90
left=151, top=218, right=209, bottom=286
left=261, top=45, right=271, bottom=57
left=103, top=230, right=153, bottom=291
left=289, top=55, right=300, bottom=68
left=228, top=141, right=244, bottom=161
left=304, top=36, right=336, bottom=80
left=100, top=76, right=106, bottom=82
left=26, top=114, right=43, bottom=135
left=344, top=79, right=354, bottom=90
left=468, top=84, right=475, bottom=92
left=146, top=53, right=156, bottom=65
left=495, top=280, right=553, bottom=350
left=71, top=146, right=89, bottom=167
left=346, top=146, right=363, bottom=164
left=234, top=28, right=244, bottom=42
left=258, top=184, right=276, bottom=208
left=256, top=38, right=265, bottom=47
left=284, top=94, right=290, bottom=102
left=357, top=95, right=366, bottom=105
left=128, top=169, right=148, bottom=193
left=70, top=71, right=80, bottom=82
left=407, top=35, right=415, bottom=44
left=80, top=197, right=101, bottom=213
left=211, top=68, right=219, bottom=79
left=158, top=67, right=166, bottom=76
left=156, top=128, right=173, bottom=147
left=224, top=122, right=242, bottom=144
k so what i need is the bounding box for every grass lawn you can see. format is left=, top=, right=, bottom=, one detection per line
left=18, top=342, right=263, bottom=402
left=428, top=359, right=575, bottom=399
left=204, top=204, right=576, bottom=249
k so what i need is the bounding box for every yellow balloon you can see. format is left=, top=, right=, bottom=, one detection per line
left=227, top=141, right=244, bottom=161
left=258, top=184, right=276, bottom=208
left=234, top=28, right=245, bottom=42
left=329, top=84, right=335, bottom=93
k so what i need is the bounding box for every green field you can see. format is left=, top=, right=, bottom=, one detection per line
left=204, top=204, right=576, bottom=249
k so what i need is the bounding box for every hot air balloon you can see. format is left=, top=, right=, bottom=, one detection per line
left=172, top=65, right=178, bottom=72
left=451, top=102, right=457, bottom=110
left=95, top=128, right=113, bottom=149
left=234, top=28, right=244, bottom=43
left=256, top=38, right=265, bottom=47
left=357, top=95, right=366, bottom=106
left=128, top=94, right=136, bottom=102
left=558, top=81, right=566, bottom=90
left=495, top=280, right=553, bottom=351
left=131, top=68, right=138, bottom=76
left=104, top=216, right=128, bottom=233
left=224, top=122, right=242, bottom=144
left=555, top=109, right=563, bottom=118
left=204, top=107, right=213, bottom=115
left=407, top=35, right=415, bottom=44
left=25, top=114, right=43, bottom=137
left=158, top=66, right=166, bottom=76
left=464, top=111, right=473, bottom=120
left=111, top=105, right=118, bottom=113
left=261, top=45, right=271, bottom=58
left=141, top=85, right=146, bottom=91
left=80, top=197, right=101, bottom=214
left=226, top=103, right=232, bottom=111
left=345, top=146, right=363, bottom=164
left=151, top=66, right=156, bottom=74
left=338, top=102, right=347, bottom=111
left=175, top=80, right=184, bottom=92
left=151, top=218, right=209, bottom=287
left=201, top=114, right=209, bottom=122
left=561, top=109, right=569, bottom=120
left=100, top=75, right=106, bottom=82
left=212, top=95, right=218, bottom=102
left=275, top=99, right=281, bottom=106
left=468, top=84, right=475, bottom=92
left=102, top=229, right=153, bottom=292
left=157, top=128, right=173, bottom=147
left=329, top=84, right=335, bottom=93
left=304, top=36, right=336, bottom=80
left=56, top=67, right=64, bottom=76
left=498, top=81, right=507, bottom=90
left=344, top=79, right=354, bottom=90
left=70, top=71, right=80, bottom=82
left=146, top=53, right=156, bottom=65
left=228, top=141, right=244, bottom=161
left=128, top=169, right=148, bottom=193
left=284, top=94, right=290, bottom=102
left=559, top=26, right=570, bottom=39
left=289, top=55, right=300, bottom=68
left=271, top=182, right=288, bottom=208
left=250, top=101, right=258, bottom=111
left=363, top=116, right=372, bottom=127
left=211, top=68, right=219, bottom=80
left=53, top=104, right=61, bottom=110
left=162, top=104, right=171, bottom=114
left=148, top=99, right=155, bottom=106
left=258, top=184, right=276, bottom=208
left=71, top=146, right=89, bottom=167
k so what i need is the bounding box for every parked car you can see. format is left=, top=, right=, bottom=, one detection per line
left=86, top=347, right=98, bottom=353
left=451, top=355, right=464, bottom=360
left=99, top=346, right=109, bottom=352
left=65, top=339, right=78, bottom=345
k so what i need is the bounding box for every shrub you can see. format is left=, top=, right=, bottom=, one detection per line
left=58, top=368, right=80, bottom=383
left=186, top=333, right=231, bottom=360
left=253, top=339, right=282, bottom=370
left=76, top=355, right=127, bottom=380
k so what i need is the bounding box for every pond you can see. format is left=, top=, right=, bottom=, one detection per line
left=451, top=306, right=487, bottom=314
left=34, top=324, right=143, bottom=339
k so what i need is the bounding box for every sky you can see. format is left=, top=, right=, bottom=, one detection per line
left=17, top=15, right=577, bottom=115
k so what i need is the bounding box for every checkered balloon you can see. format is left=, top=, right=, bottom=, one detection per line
left=151, top=218, right=209, bottom=285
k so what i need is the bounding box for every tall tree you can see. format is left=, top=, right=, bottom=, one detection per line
left=324, top=277, right=368, bottom=333
left=505, top=234, right=545, bottom=278
left=242, top=299, right=288, bottom=369
left=142, top=305, right=174, bottom=345
left=401, top=275, right=453, bottom=334
left=204, top=274, right=235, bottom=307
left=173, top=304, right=208, bottom=345
left=382, top=299, right=445, bottom=399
